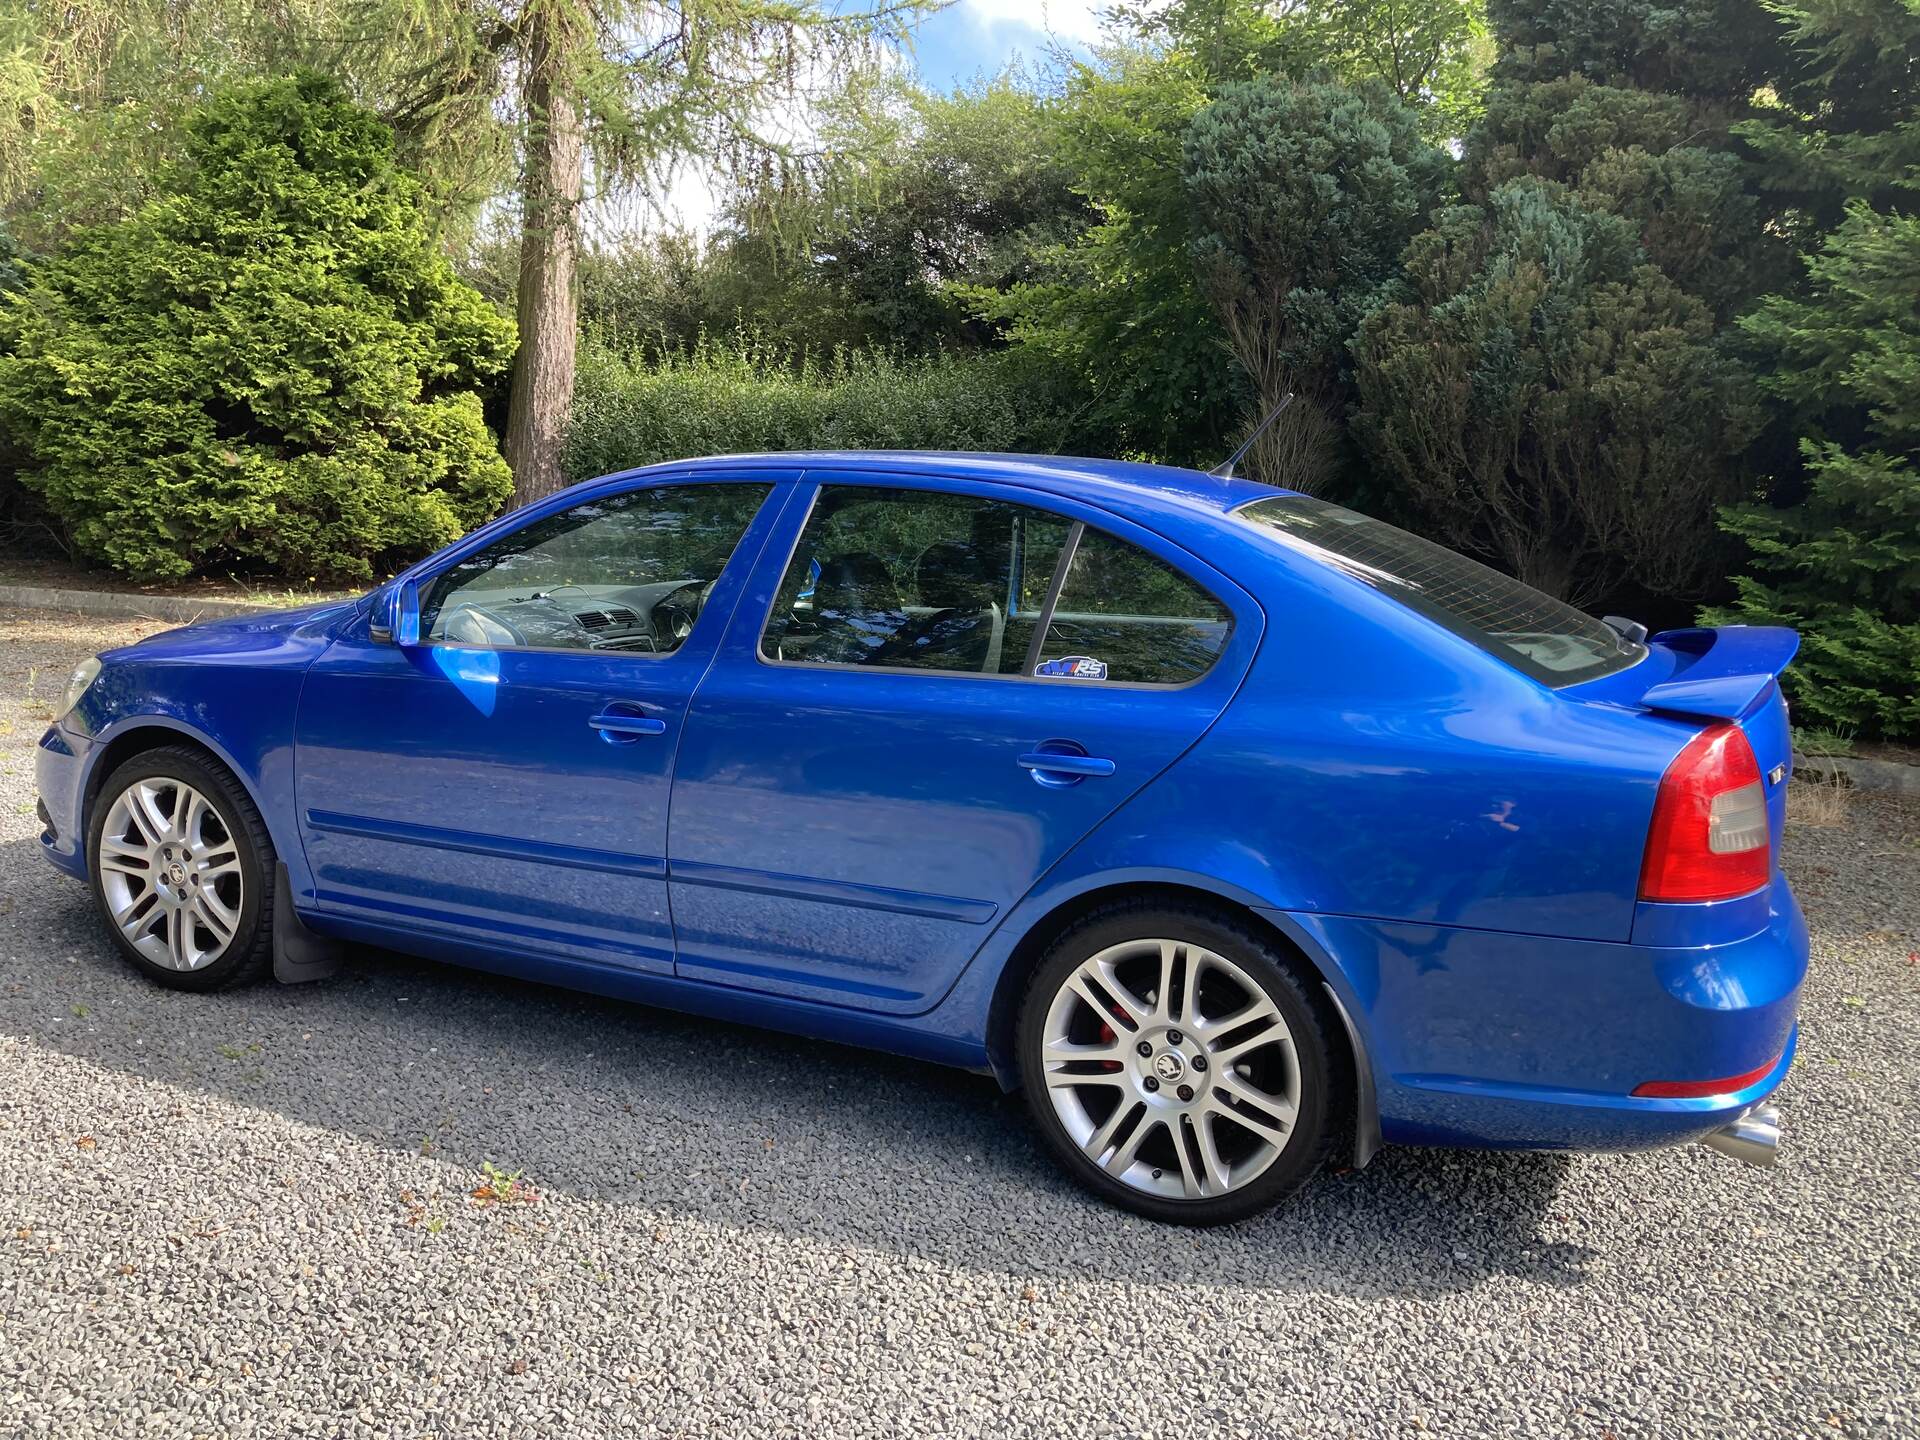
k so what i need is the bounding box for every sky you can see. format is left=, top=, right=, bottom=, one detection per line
left=908, top=0, right=1105, bottom=91
left=627, top=0, right=1107, bottom=239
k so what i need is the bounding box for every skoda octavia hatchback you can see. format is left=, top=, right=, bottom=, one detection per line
left=36, top=453, right=1805, bottom=1224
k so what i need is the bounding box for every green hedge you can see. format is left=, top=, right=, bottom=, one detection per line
left=563, top=340, right=1083, bottom=482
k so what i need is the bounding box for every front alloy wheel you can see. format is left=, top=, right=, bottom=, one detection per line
left=98, top=777, right=245, bottom=971
left=88, top=746, right=275, bottom=991
left=1020, top=906, right=1337, bottom=1224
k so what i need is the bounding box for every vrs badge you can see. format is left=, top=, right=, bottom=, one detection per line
left=1034, top=655, right=1109, bottom=680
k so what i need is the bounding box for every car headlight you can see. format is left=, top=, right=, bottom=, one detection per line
left=61, top=656, right=102, bottom=719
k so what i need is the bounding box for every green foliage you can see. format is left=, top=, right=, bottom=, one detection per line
left=1734, top=0, right=1920, bottom=220
left=1468, top=72, right=1790, bottom=317
left=0, top=74, right=515, bottom=581
left=1289, top=0, right=1493, bottom=135
left=775, top=78, right=1087, bottom=355
left=0, top=1, right=508, bottom=251
left=1116, top=0, right=1492, bottom=132
left=985, top=3, right=1488, bottom=474
left=0, top=223, right=24, bottom=296
left=1710, top=203, right=1920, bottom=736
left=1485, top=0, right=1790, bottom=98
left=977, top=49, right=1240, bottom=467
left=564, top=340, right=1082, bottom=482
left=609, top=77, right=1088, bottom=361
left=1705, top=0, right=1920, bottom=739
left=1183, top=78, right=1451, bottom=488
left=1351, top=178, right=1761, bottom=606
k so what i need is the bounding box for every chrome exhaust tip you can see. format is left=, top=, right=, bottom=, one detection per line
left=1700, top=1102, right=1781, bottom=1168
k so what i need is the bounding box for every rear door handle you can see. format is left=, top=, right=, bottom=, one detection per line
left=1017, top=751, right=1116, bottom=779
left=589, top=710, right=667, bottom=738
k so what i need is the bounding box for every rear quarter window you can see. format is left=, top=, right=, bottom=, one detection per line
left=1236, top=496, right=1642, bottom=687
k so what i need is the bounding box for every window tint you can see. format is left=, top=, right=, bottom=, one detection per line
left=1035, top=528, right=1234, bottom=685
left=763, top=484, right=1232, bottom=686
left=1236, top=495, right=1641, bottom=685
left=422, top=483, right=771, bottom=654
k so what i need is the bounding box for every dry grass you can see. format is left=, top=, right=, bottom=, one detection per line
left=1788, top=761, right=1852, bottom=828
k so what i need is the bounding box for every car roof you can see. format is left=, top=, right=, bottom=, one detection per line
left=600, top=451, right=1298, bottom=521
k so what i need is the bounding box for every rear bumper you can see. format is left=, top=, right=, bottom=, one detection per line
left=1283, top=881, right=1808, bottom=1154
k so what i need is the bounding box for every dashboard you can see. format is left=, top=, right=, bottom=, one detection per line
left=428, top=579, right=714, bottom=654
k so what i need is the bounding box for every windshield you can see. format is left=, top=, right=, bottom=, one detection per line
left=1235, top=496, right=1643, bottom=687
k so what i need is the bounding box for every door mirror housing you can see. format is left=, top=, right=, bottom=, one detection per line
left=371, top=578, right=422, bottom=647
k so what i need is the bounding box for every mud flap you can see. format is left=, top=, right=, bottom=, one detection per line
left=273, top=862, right=343, bottom=983
left=1324, top=981, right=1382, bottom=1170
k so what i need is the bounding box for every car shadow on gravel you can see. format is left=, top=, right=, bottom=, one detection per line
left=2, top=838, right=1594, bottom=1298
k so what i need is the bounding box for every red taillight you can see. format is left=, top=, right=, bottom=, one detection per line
left=1638, top=723, right=1770, bottom=903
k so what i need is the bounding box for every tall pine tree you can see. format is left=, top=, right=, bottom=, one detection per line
left=1707, top=0, right=1920, bottom=738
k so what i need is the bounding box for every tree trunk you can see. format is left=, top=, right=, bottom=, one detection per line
left=504, top=0, right=585, bottom=509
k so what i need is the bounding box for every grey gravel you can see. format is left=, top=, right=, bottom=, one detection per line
left=2, top=605, right=1917, bottom=1439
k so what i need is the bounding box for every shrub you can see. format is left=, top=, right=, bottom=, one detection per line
left=1182, top=77, right=1451, bottom=490
left=1350, top=178, right=1761, bottom=607
left=0, top=73, right=515, bottom=582
left=564, top=339, right=1081, bottom=481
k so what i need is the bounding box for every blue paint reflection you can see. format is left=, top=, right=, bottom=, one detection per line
left=432, top=646, right=501, bottom=716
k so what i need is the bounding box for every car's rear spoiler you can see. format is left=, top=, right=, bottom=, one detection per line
left=1637, top=626, right=1800, bottom=722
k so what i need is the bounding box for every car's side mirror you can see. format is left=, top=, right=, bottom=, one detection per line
left=370, top=579, right=422, bottom=647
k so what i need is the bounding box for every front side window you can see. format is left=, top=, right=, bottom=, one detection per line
left=1236, top=495, right=1642, bottom=685
left=762, top=484, right=1232, bottom=686
left=422, top=482, right=772, bottom=654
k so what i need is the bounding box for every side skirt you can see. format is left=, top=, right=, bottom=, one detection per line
left=298, top=907, right=995, bottom=1075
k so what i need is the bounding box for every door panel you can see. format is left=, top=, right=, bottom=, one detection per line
left=293, top=475, right=796, bottom=971
left=668, top=473, right=1261, bottom=1013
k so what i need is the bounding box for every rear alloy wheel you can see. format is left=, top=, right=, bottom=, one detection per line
left=1019, top=906, right=1338, bottom=1224
left=88, top=746, right=274, bottom=991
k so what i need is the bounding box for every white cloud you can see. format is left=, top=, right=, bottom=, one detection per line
left=961, top=0, right=1106, bottom=45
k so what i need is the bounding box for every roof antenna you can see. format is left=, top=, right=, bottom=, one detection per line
left=1210, top=392, right=1296, bottom=480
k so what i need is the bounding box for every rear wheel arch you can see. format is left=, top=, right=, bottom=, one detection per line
left=983, top=880, right=1374, bottom=1164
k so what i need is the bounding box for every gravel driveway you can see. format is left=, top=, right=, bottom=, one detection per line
left=2, top=605, right=1916, bottom=1439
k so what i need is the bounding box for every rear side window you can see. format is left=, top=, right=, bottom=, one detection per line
left=1237, top=496, right=1641, bottom=686
left=762, top=484, right=1232, bottom=686
left=1036, top=527, right=1234, bottom=686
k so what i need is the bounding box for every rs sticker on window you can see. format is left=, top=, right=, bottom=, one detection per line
left=1034, top=655, right=1109, bottom=680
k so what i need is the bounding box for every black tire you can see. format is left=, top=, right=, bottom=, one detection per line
left=86, top=745, right=275, bottom=992
left=1017, top=901, right=1342, bottom=1225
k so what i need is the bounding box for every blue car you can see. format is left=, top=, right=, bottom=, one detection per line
left=34, top=453, right=1805, bottom=1223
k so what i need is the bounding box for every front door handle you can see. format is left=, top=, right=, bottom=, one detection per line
left=589, top=710, right=667, bottom=739
left=1017, top=750, right=1116, bottom=780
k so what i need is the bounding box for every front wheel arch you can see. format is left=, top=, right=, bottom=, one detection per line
left=81, top=722, right=285, bottom=875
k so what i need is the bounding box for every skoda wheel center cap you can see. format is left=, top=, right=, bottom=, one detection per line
left=1153, top=1050, right=1186, bottom=1084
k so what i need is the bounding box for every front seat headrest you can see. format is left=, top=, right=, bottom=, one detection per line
left=813, top=551, right=899, bottom=613
left=915, top=540, right=994, bottom=610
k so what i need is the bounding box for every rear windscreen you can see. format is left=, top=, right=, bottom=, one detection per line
left=1236, top=496, right=1643, bottom=687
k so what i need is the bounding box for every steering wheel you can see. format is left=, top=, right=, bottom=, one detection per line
left=652, top=579, right=714, bottom=647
